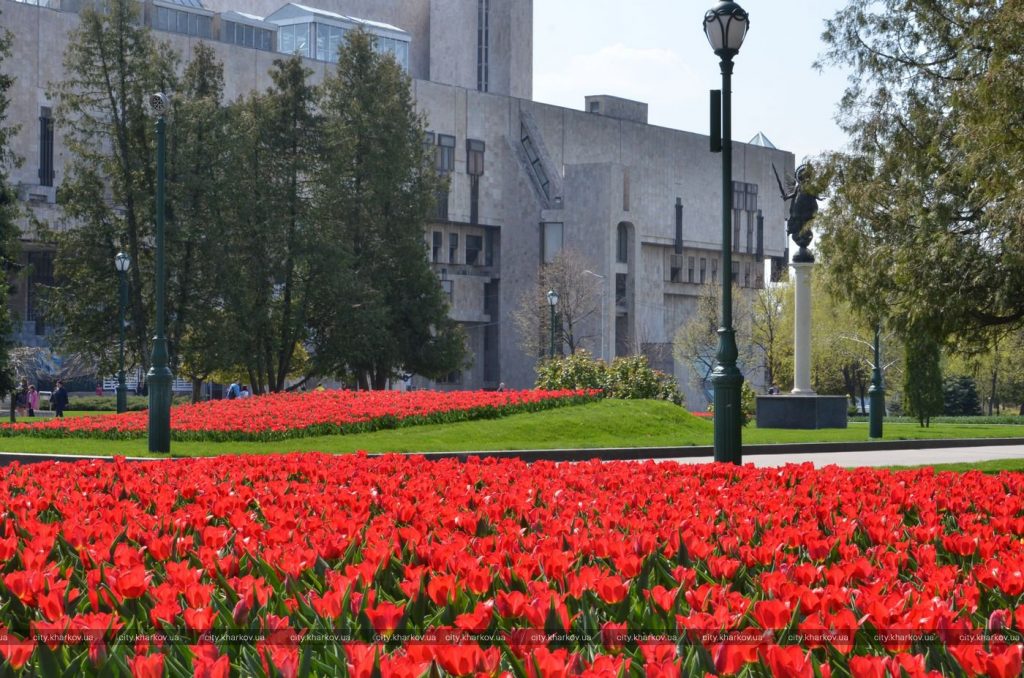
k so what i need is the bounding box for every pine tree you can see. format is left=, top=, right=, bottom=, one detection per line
left=314, top=30, right=465, bottom=388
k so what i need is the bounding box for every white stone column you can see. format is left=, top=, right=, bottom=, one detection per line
left=791, top=261, right=816, bottom=394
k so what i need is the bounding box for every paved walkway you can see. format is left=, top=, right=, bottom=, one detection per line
left=666, top=444, right=1024, bottom=468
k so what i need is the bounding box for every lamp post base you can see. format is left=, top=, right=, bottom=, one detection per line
left=116, top=383, right=128, bottom=414
left=711, top=326, right=743, bottom=465
left=147, top=366, right=173, bottom=453
left=868, top=385, right=885, bottom=438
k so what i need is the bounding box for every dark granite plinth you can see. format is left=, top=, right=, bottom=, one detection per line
left=756, top=395, right=848, bottom=429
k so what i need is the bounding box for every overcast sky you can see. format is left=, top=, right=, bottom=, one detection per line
left=533, top=0, right=851, bottom=164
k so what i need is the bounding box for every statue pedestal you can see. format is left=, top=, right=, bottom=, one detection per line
left=791, top=260, right=815, bottom=394
left=756, top=394, right=848, bottom=429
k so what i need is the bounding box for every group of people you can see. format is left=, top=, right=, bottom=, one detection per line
left=225, top=382, right=251, bottom=400
left=13, top=378, right=69, bottom=418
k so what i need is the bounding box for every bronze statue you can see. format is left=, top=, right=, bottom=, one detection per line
left=773, top=162, right=818, bottom=263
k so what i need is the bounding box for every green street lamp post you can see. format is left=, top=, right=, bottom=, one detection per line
left=147, top=93, right=173, bottom=453
left=868, top=324, right=885, bottom=438
left=115, top=252, right=130, bottom=414
left=704, top=1, right=749, bottom=465
left=547, top=289, right=559, bottom=359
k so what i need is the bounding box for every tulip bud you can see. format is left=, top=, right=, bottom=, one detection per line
left=233, top=597, right=250, bottom=626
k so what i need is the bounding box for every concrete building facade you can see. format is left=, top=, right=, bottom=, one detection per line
left=0, top=0, right=793, bottom=407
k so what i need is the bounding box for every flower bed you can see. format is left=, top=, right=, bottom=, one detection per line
left=0, top=389, right=598, bottom=442
left=0, top=455, right=1022, bottom=677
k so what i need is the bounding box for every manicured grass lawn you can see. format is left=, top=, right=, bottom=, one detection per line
left=2, top=399, right=1024, bottom=459
left=890, top=458, right=1024, bottom=473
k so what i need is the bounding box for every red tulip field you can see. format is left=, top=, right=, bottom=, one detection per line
left=0, top=453, right=1021, bottom=676
left=0, top=389, right=597, bottom=442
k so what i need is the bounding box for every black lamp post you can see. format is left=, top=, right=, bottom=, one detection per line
left=547, top=289, right=559, bottom=359
left=704, top=1, right=749, bottom=464
left=868, top=324, right=885, bottom=438
left=115, top=252, right=130, bottom=414
left=147, top=93, right=173, bottom=453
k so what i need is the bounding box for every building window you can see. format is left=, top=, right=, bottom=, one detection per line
left=436, top=135, right=455, bottom=172
left=278, top=23, right=311, bottom=58
left=669, top=254, right=683, bottom=283
left=732, top=260, right=739, bottom=284
left=747, top=212, right=754, bottom=254
left=699, top=258, right=707, bottom=284
left=615, top=273, right=627, bottom=306
left=616, top=223, right=628, bottom=263
left=467, top=139, right=485, bottom=176
left=154, top=5, right=212, bottom=38
left=687, top=256, right=695, bottom=283
left=590, top=101, right=600, bottom=113
left=711, top=257, right=718, bottom=284
left=431, top=231, right=442, bottom=263
left=38, top=107, right=54, bottom=187
left=541, top=222, right=563, bottom=264
left=435, top=134, right=455, bottom=220
left=438, top=370, right=462, bottom=385
left=314, top=23, right=349, bottom=62
left=521, top=127, right=550, bottom=200
left=732, top=209, right=741, bottom=253
left=467, top=139, right=484, bottom=224
left=26, top=251, right=54, bottom=335
left=372, top=34, right=410, bottom=71
left=222, top=20, right=274, bottom=50
left=744, top=262, right=751, bottom=288
left=449, top=232, right=459, bottom=264
left=477, top=0, right=489, bottom=92
left=466, top=234, right=483, bottom=266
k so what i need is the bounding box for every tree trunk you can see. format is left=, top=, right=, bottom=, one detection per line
left=191, top=377, right=202, bottom=403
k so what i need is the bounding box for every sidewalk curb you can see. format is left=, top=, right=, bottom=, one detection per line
left=1, top=436, right=1023, bottom=466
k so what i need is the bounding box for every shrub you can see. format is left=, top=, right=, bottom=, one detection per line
left=535, top=351, right=684, bottom=405
left=942, top=375, right=982, bottom=416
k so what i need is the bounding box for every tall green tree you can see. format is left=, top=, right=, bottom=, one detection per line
left=313, top=30, right=465, bottom=389
left=48, top=0, right=177, bottom=379
left=168, top=44, right=235, bottom=399
left=816, top=1, right=1024, bottom=346
left=0, top=17, right=20, bottom=397
left=219, top=57, right=321, bottom=393
left=903, top=327, right=944, bottom=427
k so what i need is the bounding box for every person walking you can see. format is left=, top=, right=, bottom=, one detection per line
left=27, top=385, right=39, bottom=417
left=14, top=378, right=28, bottom=418
left=52, top=380, right=69, bottom=418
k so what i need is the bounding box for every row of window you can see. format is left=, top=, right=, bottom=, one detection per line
left=154, top=6, right=213, bottom=38
left=667, top=253, right=762, bottom=288
left=277, top=22, right=409, bottom=68
left=222, top=20, right=274, bottom=51
left=425, top=133, right=487, bottom=223
left=431, top=231, right=491, bottom=266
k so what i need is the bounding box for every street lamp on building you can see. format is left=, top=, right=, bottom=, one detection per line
left=147, top=93, right=173, bottom=453
left=114, top=252, right=130, bottom=414
left=583, top=270, right=607, bottom=362
left=704, top=1, right=749, bottom=465
left=547, top=289, right=559, bottom=359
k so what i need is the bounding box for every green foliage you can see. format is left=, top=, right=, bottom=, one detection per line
left=0, top=18, right=19, bottom=397
left=903, top=329, right=944, bottom=427
left=942, top=375, right=982, bottom=417
left=535, top=351, right=683, bottom=405
left=817, top=1, right=1024, bottom=345
left=307, top=30, right=466, bottom=388
left=47, top=0, right=178, bottom=377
